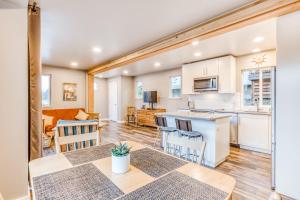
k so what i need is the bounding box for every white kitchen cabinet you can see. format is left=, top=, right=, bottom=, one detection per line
left=182, top=63, right=196, bottom=94
left=182, top=55, right=236, bottom=94
left=204, top=59, right=219, bottom=77
left=238, top=114, right=271, bottom=154
left=218, top=56, right=236, bottom=93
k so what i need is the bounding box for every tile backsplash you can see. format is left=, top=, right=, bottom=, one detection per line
left=188, top=93, right=241, bottom=110
left=135, top=92, right=241, bottom=112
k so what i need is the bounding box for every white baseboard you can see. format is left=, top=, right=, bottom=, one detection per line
left=103, top=119, right=125, bottom=124
left=0, top=193, right=28, bottom=200
left=16, top=195, right=29, bottom=200
left=100, top=118, right=110, bottom=121
left=240, top=145, right=271, bottom=154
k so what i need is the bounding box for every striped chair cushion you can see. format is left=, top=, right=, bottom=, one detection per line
left=57, top=120, right=98, bottom=152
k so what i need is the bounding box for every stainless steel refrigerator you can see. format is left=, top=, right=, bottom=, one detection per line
left=271, top=68, right=276, bottom=189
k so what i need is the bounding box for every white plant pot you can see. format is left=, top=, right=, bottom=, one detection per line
left=112, top=154, right=130, bottom=174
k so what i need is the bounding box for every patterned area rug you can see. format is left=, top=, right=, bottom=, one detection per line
left=118, top=171, right=228, bottom=200
left=33, top=163, right=124, bottom=200
left=64, top=143, right=115, bottom=165
left=130, top=148, right=187, bottom=177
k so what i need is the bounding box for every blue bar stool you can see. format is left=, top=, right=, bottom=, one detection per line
left=175, top=119, right=203, bottom=140
left=174, top=119, right=205, bottom=164
left=154, top=116, right=177, bottom=148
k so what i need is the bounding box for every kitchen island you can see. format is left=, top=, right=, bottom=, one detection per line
left=158, top=111, right=231, bottom=168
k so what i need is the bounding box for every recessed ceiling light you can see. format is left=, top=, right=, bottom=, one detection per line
left=123, top=70, right=129, bottom=75
left=252, top=48, right=261, bottom=53
left=192, top=41, right=199, bottom=46
left=70, top=62, right=78, bottom=67
left=154, top=62, right=161, bottom=67
left=93, top=47, right=102, bottom=53
left=194, top=52, right=202, bottom=57
left=253, top=36, right=264, bottom=43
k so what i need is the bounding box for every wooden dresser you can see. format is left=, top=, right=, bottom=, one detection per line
left=137, top=108, right=166, bottom=127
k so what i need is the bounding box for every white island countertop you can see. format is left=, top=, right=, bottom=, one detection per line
left=157, top=111, right=232, bottom=121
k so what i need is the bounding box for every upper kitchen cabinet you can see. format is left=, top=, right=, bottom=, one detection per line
left=182, top=55, right=236, bottom=94
left=218, top=56, right=236, bottom=93
left=182, top=61, right=205, bottom=94
left=203, top=59, right=219, bottom=77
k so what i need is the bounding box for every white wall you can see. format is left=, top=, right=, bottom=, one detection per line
left=0, top=9, right=28, bottom=200
left=42, top=66, right=86, bottom=109
left=134, top=68, right=188, bottom=111
left=94, top=77, right=108, bottom=118
left=120, top=76, right=134, bottom=121
left=276, top=11, right=300, bottom=199
left=236, top=50, right=277, bottom=92
left=134, top=68, right=241, bottom=111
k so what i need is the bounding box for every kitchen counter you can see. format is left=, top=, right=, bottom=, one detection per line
left=187, top=109, right=271, bottom=116
left=158, top=111, right=232, bottom=121
left=159, top=111, right=231, bottom=168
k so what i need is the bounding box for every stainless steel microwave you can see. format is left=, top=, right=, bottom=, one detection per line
left=193, top=76, right=218, bottom=92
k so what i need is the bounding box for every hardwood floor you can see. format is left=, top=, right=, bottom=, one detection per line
left=100, top=121, right=293, bottom=200
left=44, top=121, right=293, bottom=200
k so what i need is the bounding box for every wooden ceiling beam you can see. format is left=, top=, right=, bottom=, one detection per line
left=88, top=0, right=300, bottom=75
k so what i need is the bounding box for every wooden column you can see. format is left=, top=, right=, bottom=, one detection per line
left=87, top=74, right=94, bottom=112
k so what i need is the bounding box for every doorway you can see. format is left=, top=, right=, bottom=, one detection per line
left=108, top=80, right=118, bottom=121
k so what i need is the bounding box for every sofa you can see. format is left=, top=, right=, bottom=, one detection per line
left=42, top=108, right=99, bottom=133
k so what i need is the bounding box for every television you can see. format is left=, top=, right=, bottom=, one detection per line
left=143, top=91, right=157, bottom=109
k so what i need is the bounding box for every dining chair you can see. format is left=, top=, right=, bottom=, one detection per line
left=126, top=106, right=137, bottom=126
left=54, top=120, right=100, bottom=153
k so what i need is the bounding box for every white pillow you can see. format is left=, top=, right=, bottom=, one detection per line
left=42, top=114, right=54, bottom=126
left=75, top=110, right=89, bottom=120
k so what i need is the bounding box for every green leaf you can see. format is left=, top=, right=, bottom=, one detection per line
left=111, top=142, right=131, bottom=157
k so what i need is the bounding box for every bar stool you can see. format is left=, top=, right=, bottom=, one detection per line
left=173, top=119, right=205, bottom=164
left=154, top=116, right=177, bottom=148
left=175, top=119, right=203, bottom=140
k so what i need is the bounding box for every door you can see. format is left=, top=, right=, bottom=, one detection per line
left=108, top=80, right=118, bottom=121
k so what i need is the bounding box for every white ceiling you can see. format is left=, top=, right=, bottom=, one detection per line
left=41, top=0, right=255, bottom=69
left=96, top=18, right=277, bottom=78
left=0, top=0, right=27, bottom=8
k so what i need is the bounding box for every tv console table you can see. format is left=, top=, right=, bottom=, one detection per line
left=137, top=108, right=166, bottom=127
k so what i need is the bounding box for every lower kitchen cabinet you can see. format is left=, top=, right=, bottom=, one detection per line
left=238, top=114, right=271, bottom=154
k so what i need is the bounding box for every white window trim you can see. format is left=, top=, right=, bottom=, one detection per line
left=241, top=67, right=273, bottom=111
left=42, top=74, right=51, bottom=108
left=169, top=75, right=182, bottom=99
left=136, top=81, right=143, bottom=99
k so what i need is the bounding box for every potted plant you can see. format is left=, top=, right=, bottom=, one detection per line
left=111, top=142, right=131, bottom=174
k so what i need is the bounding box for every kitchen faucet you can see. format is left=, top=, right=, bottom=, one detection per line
left=254, top=97, right=260, bottom=112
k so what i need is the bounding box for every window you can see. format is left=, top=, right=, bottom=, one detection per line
left=42, top=75, right=51, bottom=107
left=136, top=81, right=143, bottom=99
left=242, top=68, right=272, bottom=108
left=170, top=76, right=182, bottom=98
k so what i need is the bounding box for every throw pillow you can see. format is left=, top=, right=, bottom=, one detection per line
left=42, top=114, right=54, bottom=126
left=75, top=110, right=89, bottom=120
